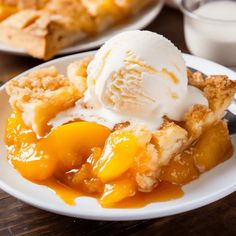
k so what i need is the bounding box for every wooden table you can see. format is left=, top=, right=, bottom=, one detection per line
left=1, top=6, right=236, bottom=236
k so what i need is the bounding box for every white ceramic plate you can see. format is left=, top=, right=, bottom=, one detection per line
left=0, top=52, right=236, bottom=221
left=0, top=0, right=163, bottom=57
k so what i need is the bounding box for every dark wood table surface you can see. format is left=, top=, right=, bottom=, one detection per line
left=1, top=6, right=236, bottom=236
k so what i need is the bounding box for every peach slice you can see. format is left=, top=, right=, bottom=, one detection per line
left=100, top=176, right=137, bottom=206
left=94, top=129, right=141, bottom=182
left=160, top=151, right=199, bottom=185
left=9, top=143, right=57, bottom=181
left=61, top=163, right=104, bottom=194
left=193, top=121, right=233, bottom=172
left=45, top=122, right=111, bottom=173
left=5, top=112, right=56, bottom=181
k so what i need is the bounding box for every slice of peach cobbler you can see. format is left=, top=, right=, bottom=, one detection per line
left=5, top=31, right=236, bottom=207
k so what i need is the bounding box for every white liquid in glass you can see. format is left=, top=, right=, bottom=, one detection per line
left=184, top=1, right=236, bottom=66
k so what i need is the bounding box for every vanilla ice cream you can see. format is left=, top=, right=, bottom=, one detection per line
left=50, top=30, right=208, bottom=130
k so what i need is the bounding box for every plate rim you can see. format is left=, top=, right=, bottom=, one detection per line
left=0, top=52, right=236, bottom=221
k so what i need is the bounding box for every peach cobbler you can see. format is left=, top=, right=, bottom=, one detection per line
left=0, top=0, right=156, bottom=59
left=5, top=31, right=236, bottom=208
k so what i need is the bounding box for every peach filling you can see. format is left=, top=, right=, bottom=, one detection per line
left=5, top=112, right=233, bottom=207
left=5, top=112, right=110, bottom=181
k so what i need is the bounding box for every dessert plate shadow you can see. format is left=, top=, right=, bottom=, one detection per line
left=0, top=0, right=163, bottom=57
left=0, top=52, right=236, bottom=221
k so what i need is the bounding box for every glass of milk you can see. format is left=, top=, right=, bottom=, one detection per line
left=180, top=0, right=236, bottom=66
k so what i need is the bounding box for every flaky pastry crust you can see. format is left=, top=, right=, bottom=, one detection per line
left=0, top=0, right=155, bottom=59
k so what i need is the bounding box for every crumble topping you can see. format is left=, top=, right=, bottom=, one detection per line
left=67, top=56, right=93, bottom=95
left=6, top=66, right=72, bottom=101
left=6, top=66, right=81, bottom=136
left=188, top=70, right=236, bottom=118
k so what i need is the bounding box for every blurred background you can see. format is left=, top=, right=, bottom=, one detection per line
left=1, top=0, right=235, bottom=86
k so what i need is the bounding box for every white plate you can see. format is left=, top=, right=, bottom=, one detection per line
left=0, top=52, right=236, bottom=221
left=0, top=0, right=164, bottom=57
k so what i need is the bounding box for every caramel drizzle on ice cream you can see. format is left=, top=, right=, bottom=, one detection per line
left=125, top=51, right=179, bottom=84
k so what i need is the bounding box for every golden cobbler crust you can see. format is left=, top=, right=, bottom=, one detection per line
left=67, top=56, right=93, bottom=95
left=6, top=66, right=73, bottom=103
left=6, top=66, right=81, bottom=136
left=188, top=70, right=236, bottom=117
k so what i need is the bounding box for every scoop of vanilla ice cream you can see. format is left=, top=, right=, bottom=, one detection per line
left=50, top=30, right=208, bottom=130
left=83, top=30, right=206, bottom=127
